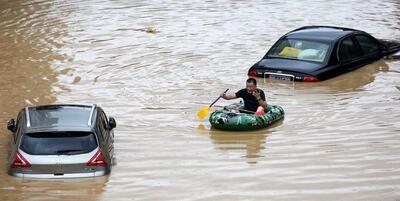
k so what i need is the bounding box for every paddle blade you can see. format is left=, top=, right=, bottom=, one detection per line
left=197, top=106, right=210, bottom=120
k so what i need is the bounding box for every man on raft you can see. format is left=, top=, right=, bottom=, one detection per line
left=220, top=78, right=267, bottom=115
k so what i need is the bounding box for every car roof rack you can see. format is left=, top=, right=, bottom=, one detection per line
left=25, top=107, right=31, bottom=128
left=88, top=104, right=96, bottom=126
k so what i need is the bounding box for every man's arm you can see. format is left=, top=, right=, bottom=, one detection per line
left=221, top=92, right=237, bottom=100
left=257, top=98, right=267, bottom=108
left=254, top=90, right=267, bottom=107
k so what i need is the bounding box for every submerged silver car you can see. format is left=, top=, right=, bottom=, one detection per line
left=6, top=104, right=116, bottom=179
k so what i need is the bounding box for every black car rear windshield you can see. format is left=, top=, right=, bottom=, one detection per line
left=20, top=132, right=98, bottom=155
left=268, top=38, right=330, bottom=63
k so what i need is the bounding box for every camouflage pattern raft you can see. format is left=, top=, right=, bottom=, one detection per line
left=209, top=103, right=284, bottom=131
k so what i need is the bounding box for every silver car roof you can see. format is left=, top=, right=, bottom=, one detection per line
left=21, top=104, right=97, bottom=133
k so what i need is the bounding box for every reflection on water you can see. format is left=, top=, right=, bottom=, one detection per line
left=198, top=120, right=284, bottom=164
left=0, top=0, right=400, bottom=200
left=1, top=177, right=108, bottom=201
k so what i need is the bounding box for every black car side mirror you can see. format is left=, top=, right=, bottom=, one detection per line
left=109, top=117, right=116, bottom=129
left=7, top=119, right=16, bottom=132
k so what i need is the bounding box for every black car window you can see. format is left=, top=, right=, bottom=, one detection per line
left=20, top=132, right=98, bottom=155
left=354, top=35, right=380, bottom=54
left=338, top=37, right=363, bottom=62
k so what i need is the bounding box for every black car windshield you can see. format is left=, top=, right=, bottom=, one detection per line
left=267, top=38, right=330, bottom=63
left=20, top=132, right=98, bottom=155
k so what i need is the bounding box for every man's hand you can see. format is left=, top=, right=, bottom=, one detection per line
left=252, top=90, right=261, bottom=100
left=220, top=92, right=227, bottom=99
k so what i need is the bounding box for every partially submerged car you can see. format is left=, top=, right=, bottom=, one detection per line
left=6, top=104, right=116, bottom=178
left=248, top=26, right=400, bottom=82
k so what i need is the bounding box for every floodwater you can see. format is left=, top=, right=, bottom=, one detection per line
left=0, top=0, right=400, bottom=200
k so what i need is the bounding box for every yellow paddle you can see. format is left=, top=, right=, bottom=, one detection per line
left=197, top=89, right=229, bottom=120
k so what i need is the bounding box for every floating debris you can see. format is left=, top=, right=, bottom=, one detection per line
left=134, top=27, right=158, bottom=34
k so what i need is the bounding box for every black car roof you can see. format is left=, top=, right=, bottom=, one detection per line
left=285, top=26, right=363, bottom=42
left=21, top=104, right=98, bottom=133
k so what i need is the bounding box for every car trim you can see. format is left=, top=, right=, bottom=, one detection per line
left=25, top=107, right=31, bottom=128
left=11, top=171, right=106, bottom=179
left=88, top=104, right=96, bottom=126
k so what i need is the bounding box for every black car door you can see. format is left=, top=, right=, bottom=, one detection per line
left=337, top=36, right=365, bottom=72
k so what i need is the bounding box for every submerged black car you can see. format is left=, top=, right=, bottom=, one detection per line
left=248, top=26, right=400, bottom=82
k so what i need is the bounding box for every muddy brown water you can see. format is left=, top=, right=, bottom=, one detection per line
left=1, top=0, right=400, bottom=200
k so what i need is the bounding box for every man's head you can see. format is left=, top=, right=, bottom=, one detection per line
left=246, top=78, right=257, bottom=93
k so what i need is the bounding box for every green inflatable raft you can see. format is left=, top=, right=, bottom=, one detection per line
left=209, top=102, right=284, bottom=131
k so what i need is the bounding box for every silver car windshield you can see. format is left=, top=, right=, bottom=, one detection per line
left=268, top=38, right=330, bottom=63
left=20, top=132, right=98, bottom=155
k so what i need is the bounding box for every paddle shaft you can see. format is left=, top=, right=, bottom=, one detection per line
left=214, top=105, right=255, bottom=114
left=209, top=89, right=229, bottom=108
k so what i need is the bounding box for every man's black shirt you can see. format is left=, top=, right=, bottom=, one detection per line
left=235, top=88, right=266, bottom=112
